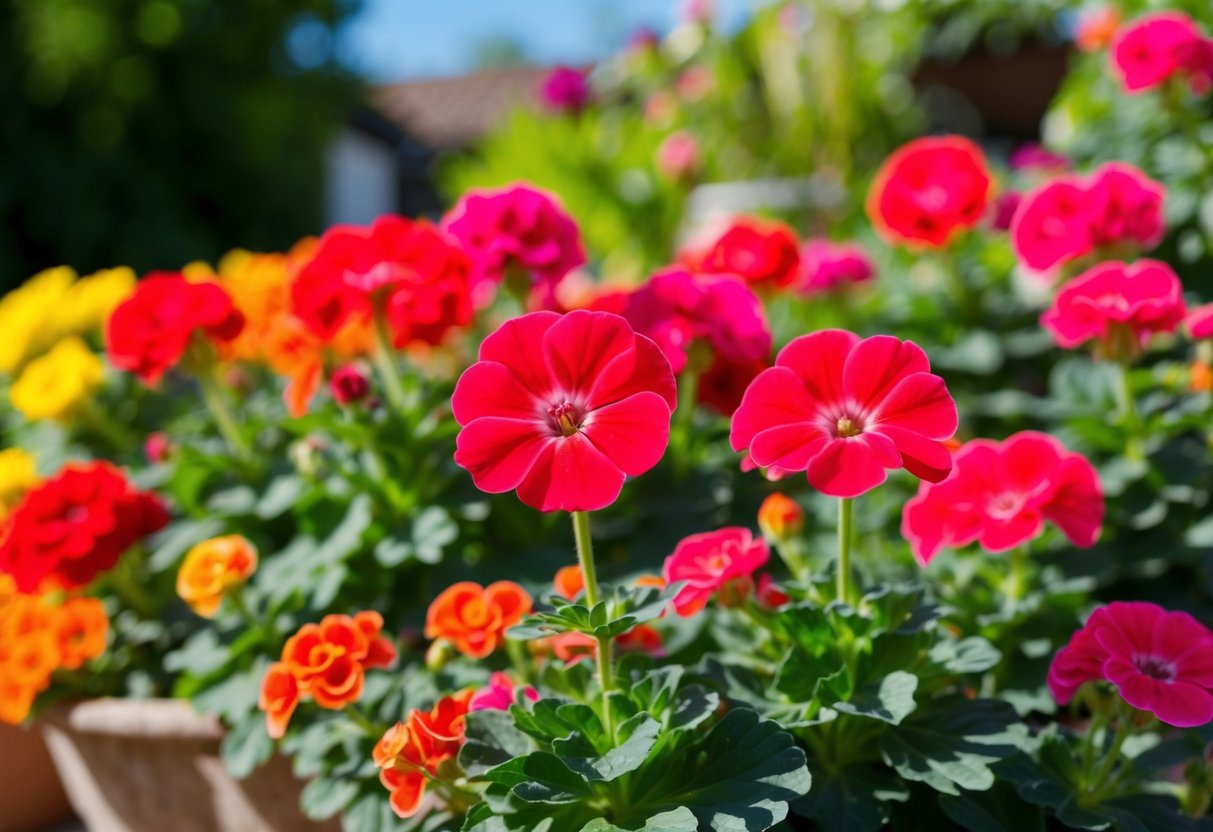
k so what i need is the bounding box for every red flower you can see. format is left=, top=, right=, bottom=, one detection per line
left=663, top=527, right=769, bottom=616
left=452, top=310, right=677, bottom=512
left=106, top=273, right=245, bottom=385
left=374, top=689, right=475, bottom=818
left=1011, top=163, right=1165, bottom=273
left=1186, top=303, right=1213, bottom=339
left=1049, top=602, right=1213, bottom=727
left=291, top=214, right=472, bottom=347
left=599, top=268, right=771, bottom=414
left=691, top=218, right=802, bottom=290
left=1041, top=260, right=1186, bottom=354
left=442, top=184, right=586, bottom=308
left=259, top=662, right=299, bottom=740
left=799, top=239, right=875, bottom=293
left=902, top=432, right=1104, bottom=566
left=0, top=462, right=169, bottom=593
left=730, top=329, right=958, bottom=499
left=277, top=612, right=396, bottom=713
left=866, top=136, right=992, bottom=249
left=329, top=364, right=371, bottom=406
left=1112, top=12, right=1213, bottom=94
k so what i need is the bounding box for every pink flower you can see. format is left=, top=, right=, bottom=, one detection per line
left=731, top=330, right=958, bottom=499
left=470, top=672, right=539, bottom=712
left=442, top=184, right=586, bottom=308
left=902, top=431, right=1104, bottom=566
left=1041, top=259, right=1186, bottom=354
left=990, top=191, right=1023, bottom=232
left=144, top=432, right=173, bottom=464
left=866, top=136, right=993, bottom=249
left=452, top=310, right=677, bottom=512
left=799, top=239, right=875, bottom=293
left=1186, top=303, right=1213, bottom=339
left=1009, top=144, right=1069, bottom=173
left=330, top=364, right=371, bottom=406
left=662, top=527, right=769, bottom=616
left=540, top=67, right=590, bottom=113
left=1112, top=12, right=1213, bottom=94
left=687, top=217, right=802, bottom=290
left=598, top=268, right=771, bottom=415
left=656, top=131, right=702, bottom=181
left=1049, top=602, right=1213, bottom=727
left=1086, top=163, right=1166, bottom=250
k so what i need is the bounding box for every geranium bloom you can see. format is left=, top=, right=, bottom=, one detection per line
left=452, top=310, right=677, bottom=512
left=690, top=217, right=802, bottom=290
left=1009, top=144, right=1069, bottom=173
left=469, top=672, right=539, bottom=712
left=902, top=432, right=1104, bottom=566
left=1112, top=12, right=1213, bottom=94
left=1049, top=602, right=1213, bottom=727
left=291, top=214, right=472, bottom=348
left=176, top=535, right=258, bottom=618
left=1012, top=163, right=1165, bottom=274
left=425, top=581, right=532, bottom=659
left=757, top=493, right=804, bottom=541
left=799, top=239, right=875, bottom=293
left=10, top=338, right=104, bottom=423
left=540, top=66, right=590, bottom=112
left=1187, top=303, right=1213, bottom=340
left=1041, top=260, right=1186, bottom=355
left=374, top=689, right=475, bottom=818
left=599, top=269, right=771, bottom=414
left=866, top=136, right=992, bottom=249
left=0, top=462, right=169, bottom=593
left=731, top=329, right=958, bottom=499
left=259, top=663, right=299, bottom=740
left=663, top=527, right=769, bottom=616
left=273, top=612, right=396, bottom=719
left=329, top=364, right=371, bottom=406
left=442, top=184, right=586, bottom=308
left=106, top=273, right=245, bottom=385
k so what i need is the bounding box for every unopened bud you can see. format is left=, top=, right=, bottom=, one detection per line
left=758, top=493, right=803, bottom=541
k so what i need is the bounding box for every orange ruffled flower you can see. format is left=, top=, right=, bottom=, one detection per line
left=425, top=581, right=532, bottom=660
left=757, top=492, right=803, bottom=541
left=176, top=535, right=258, bottom=618
left=374, top=689, right=474, bottom=818
left=553, top=565, right=584, bottom=600
left=259, top=611, right=397, bottom=738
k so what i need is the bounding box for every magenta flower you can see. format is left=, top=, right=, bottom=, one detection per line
left=902, top=432, right=1104, bottom=566
left=663, top=527, right=769, bottom=617
left=1186, top=303, right=1213, bottom=339
left=1049, top=602, right=1213, bottom=727
left=452, top=310, right=677, bottom=513
left=470, top=672, right=539, bottom=712
left=731, top=330, right=958, bottom=499
left=1112, top=12, right=1213, bottom=95
left=656, top=131, right=702, bottom=182
left=799, top=239, right=875, bottom=293
left=1041, top=259, right=1186, bottom=354
left=539, top=67, right=590, bottom=113
left=442, top=184, right=586, bottom=308
left=1009, top=143, right=1069, bottom=173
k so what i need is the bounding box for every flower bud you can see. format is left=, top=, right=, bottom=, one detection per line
left=330, top=364, right=371, bottom=406
left=717, top=574, right=754, bottom=609
left=758, top=493, right=803, bottom=541
left=144, top=432, right=174, bottom=464
left=425, top=639, right=455, bottom=672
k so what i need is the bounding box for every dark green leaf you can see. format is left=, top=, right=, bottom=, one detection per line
left=220, top=711, right=275, bottom=780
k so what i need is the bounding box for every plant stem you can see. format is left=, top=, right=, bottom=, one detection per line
left=198, top=369, right=251, bottom=461
left=1086, top=708, right=1134, bottom=802
left=1115, top=360, right=1143, bottom=461
left=1009, top=545, right=1030, bottom=601
left=672, top=368, right=699, bottom=479
left=344, top=704, right=382, bottom=737
left=371, top=306, right=410, bottom=415
left=836, top=497, right=854, bottom=604
left=572, top=510, right=616, bottom=736
left=77, top=399, right=138, bottom=452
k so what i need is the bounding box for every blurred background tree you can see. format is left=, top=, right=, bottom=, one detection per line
left=0, top=0, right=363, bottom=290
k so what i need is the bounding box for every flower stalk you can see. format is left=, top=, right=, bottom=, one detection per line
left=371, top=304, right=410, bottom=415
left=837, top=497, right=854, bottom=603
left=571, top=510, right=616, bottom=735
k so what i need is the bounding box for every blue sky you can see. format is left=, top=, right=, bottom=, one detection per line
left=337, top=0, right=762, bottom=82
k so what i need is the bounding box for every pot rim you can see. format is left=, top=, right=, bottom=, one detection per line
left=42, top=698, right=224, bottom=740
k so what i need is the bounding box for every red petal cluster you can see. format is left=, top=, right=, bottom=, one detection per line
left=373, top=689, right=475, bottom=818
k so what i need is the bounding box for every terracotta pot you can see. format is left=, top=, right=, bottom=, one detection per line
left=0, top=722, right=73, bottom=832
left=40, top=699, right=340, bottom=832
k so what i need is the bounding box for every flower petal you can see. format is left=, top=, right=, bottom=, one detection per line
left=454, top=417, right=551, bottom=494
left=730, top=366, right=817, bottom=453
left=543, top=310, right=635, bottom=398
left=871, top=372, right=958, bottom=439
left=806, top=437, right=889, bottom=498
left=749, top=424, right=830, bottom=472
left=842, top=335, right=930, bottom=410
left=515, top=434, right=627, bottom=512
left=585, top=331, right=678, bottom=411
left=583, top=392, right=671, bottom=476
left=452, top=360, right=543, bottom=424
left=478, top=311, right=561, bottom=396
left=877, top=425, right=954, bottom=483
left=775, top=329, right=859, bottom=405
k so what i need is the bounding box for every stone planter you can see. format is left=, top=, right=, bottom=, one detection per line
left=40, top=699, right=339, bottom=832
left=0, top=721, right=73, bottom=832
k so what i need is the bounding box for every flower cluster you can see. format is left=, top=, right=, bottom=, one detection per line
left=9, top=337, right=104, bottom=423
left=260, top=612, right=397, bottom=738
left=663, top=527, right=769, bottom=615
left=684, top=216, right=803, bottom=290
left=1112, top=12, right=1213, bottom=95
left=799, top=239, right=875, bottom=294
left=0, top=462, right=168, bottom=593
left=373, top=689, right=474, bottom=817
left=424, top=580, right=532, bottom=659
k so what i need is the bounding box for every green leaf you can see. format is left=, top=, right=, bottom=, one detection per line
left=220, top=711, right=275, bottom=780
left=554, top=713, right=661, bottom=782
left=147, top=518, right=225, bottom=571
left=927, top=637, right=1002, bottom=675
left=256, top=475, right=305, bottom=519
left=165, top=629, right=229, bottom=677
left=939, top=781, right=1045, bottom=832
left=510, top=585, right=676, bottom=640
left=298, top=775, right=359, bottom=821
left=580, top=807, right=699, bottom=832
left=879, top=699, right=1026, bottom=796
left=793, top=763, right=907, bottom=832
left=829, top=670, right=918, bottom=725
left=461, top=709, right=539, bottom=777
left=512, top=752, right=594, bottom=802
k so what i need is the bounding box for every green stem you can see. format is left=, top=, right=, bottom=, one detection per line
left=345, top=704, right=382, bottom=737
left=371, top=306, right=410, bottom=415
left=77, top=399, right=138, bottom=452
left=1085, top=709, right=1134, bottom=803
left=1115, top=360, right=1144, bottom=461
left=198, top=369, right=251, bottom=461
left=836, top=497, right=854, bottom=604
left=672, top=368, right=699, bottom=478
left=572, top=511, right=616, bottom=736
left=1009, top=544, right=1030, bottom=601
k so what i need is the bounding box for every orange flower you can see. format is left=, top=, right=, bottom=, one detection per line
left=0, top=678, right=35, bottom=726
left=52, top=597, right=108, bottom=670
left=259, top=662, right=300, bottom=740
left=355, top=610, right=399, bottom=669
left=553, top=565, right=584, bottom=600
left=757, top=493, right=803, bottom=540
left=374, top=689, right=474, bottom=818
left=425, top=581, right=532, bottom=660
left=1192, top=361, right=1213, bottom=393
left=176, top=535, right=258, bottom=618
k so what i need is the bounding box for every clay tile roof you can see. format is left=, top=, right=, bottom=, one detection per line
left=370, top=66, right=553, bottom=150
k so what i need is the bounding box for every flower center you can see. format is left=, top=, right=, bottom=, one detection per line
left=1133, top=654, right=1175, bottom=681
left=66, top=506, right=89, bottom=525
left=987, top=493, right=1025, bottom=520
left=835, top=416, right=862, bottom=438
left=548, top=401, right=582, bottom=437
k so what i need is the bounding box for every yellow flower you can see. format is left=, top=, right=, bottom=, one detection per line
left=9, top=338, right=104, bottom=423
left=0, top=448, right=38, bottom=518
left=0, top=267, right=74, bottom=373
left=56, top=266, right=136, bottom=338
left=176, top=535, right=258, bottom=618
